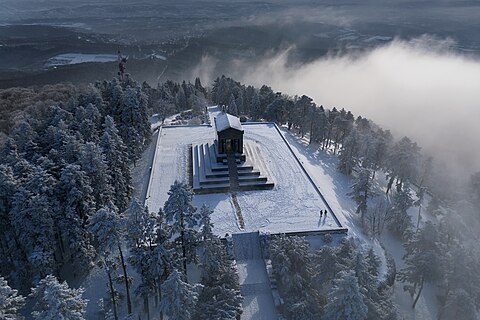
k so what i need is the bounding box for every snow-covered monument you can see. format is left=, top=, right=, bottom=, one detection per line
left=215, top=112, right=244, bottom=156
left=191, top=111, right=274, bottom=193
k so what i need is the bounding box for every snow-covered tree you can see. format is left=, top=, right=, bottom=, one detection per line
left=57, top=164, right=96, bottom=273
left=0, top=165, right=26, bottom=285
left=270, top=236, right=312, bottom=295
left=200, top=204, right=214, bottom=242
left=439, top=289, right=477, bottom=320
left=126, top=201, right=172, bottom=318
left=385, top=137, right=420, bottom=193
left=335, top=237, right=357, bottom=270
left=126, top=199, right=155, bottom=248
left=88, top=206, right=132, bottom=316
left=387, top=187, right=414, bottom=239
left=348, top=168, right=376, bottom=223
left=322, top=270, right=367, bottom=320
left=250, top=91, right=261, bottom=120
left=364, top=197, right=390, bottom=239
left=338, top=128, right=359, bottom=175
left=105, top=84, right=151, bottom=165
left=228, top=94, right=238, bottom=116
left=194, top=284, right=242, bottom=320
left=270, top=235, right=319, bottom=318
left=310, top=105, right=327, bottom=145
left=164, top=181, right=200, bottom=275
left=0, top=276, right=25, bottom=320
left=313, top=246, right=338, bottom=287
left=159, top=269, right=202, bottom=320
left=398, top=222, right=442, bottom=308
left=101, top=116, right=132, bottom=212
left=194, top=204, right=243, bottom=319
left=29, top=275, right=87, bottom=320
left=77, top=142, right=113, bottom=209
left=10, top=166, right=56, bottom=282
left=235, top=90, right=244, bottom=115
left=331, top=108, right=354, bottom=155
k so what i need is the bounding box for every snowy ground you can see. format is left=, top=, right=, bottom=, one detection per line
left=145, top=114, right=343, bottom=236
left=45, top=53, right=118, bottom=67
left=280, top=130, right=439, bottom=320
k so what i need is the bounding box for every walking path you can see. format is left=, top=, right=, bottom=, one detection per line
left=233, top=232, right=278, bottom=320
left=227, top=151, right=240, bottom=191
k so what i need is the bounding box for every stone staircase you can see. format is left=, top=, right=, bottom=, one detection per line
left=191, top=142, right=274, bottom=194
left=227, top=151, right=240, bottom=192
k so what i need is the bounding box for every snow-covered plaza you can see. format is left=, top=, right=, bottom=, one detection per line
left=145, top=108, right=345, bottom=236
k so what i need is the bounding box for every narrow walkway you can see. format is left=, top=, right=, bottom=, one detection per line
left=231, top=193, right=245, bottom=230
left=227, top=151, right=246, bottom=228
left=227, top=151, right=239, bottom=192
left=233, top=232, right=278, bottom=320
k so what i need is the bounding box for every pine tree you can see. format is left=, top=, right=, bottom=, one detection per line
left=322, top=270, right=368, bottom=320
left=57, top=164, right=96, bottom=273
left=313, top=246, right=338, bottom=287
left=175, top=86, right=188, bottom=111
left=228, top=94, right=238, bottom=116
left=10, top=166, right=57, bottom=282
left=116, top=86, right=151, bottom=165
left=235, top=90, right=244, bottom=115
left=77, top=142, right=113, bottom=209
left=0, top=276, right=25, bottom=320
left=348, top=168, right=376, bottom=223
left=125, top=200, right=159, bottom=318
left=194, top=285, right=243, bottom=320
left=364, top=197, right=389, bottom=239
left=338, top=129, right=359, bottom=175
left=387, top=186, right=414, bottom=239
left=194, top=204, right=243, bottom=319
left=385, top=137, right=420, bottom=193
left=164, top=181, right=200, bottom=276
left=29, top=275, right=87, bottom=320
left=397, top=222, right=442, bottom=308
left=439, top=289, right=477, bottom=320
left=310, top=105, right=327, bottom=145
left=88, top=206, right=132, bottom=316
left=250, top=92, right=261, bottom=120
left=200, top=204, right=214, bottom=242
left=0, top=165, right=26, bottom=285
left=159, top=270, right=202, bottom=320
left=270, top=235, right=319, bottom=318
left=101, top=116, right=132, bottom=212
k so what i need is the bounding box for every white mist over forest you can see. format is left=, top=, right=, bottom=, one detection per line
left=198, top=37, right=480, bottom=179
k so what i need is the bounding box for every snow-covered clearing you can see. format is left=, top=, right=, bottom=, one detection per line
left=45, top=53, right=118, bottom=67
left=145, top=118, right=344, bottom=236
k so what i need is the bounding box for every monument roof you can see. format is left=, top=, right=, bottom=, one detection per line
left=215, top=112, right=243, bottom=132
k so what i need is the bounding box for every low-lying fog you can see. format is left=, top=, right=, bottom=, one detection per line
left=196, top=37, right=480, bottom=180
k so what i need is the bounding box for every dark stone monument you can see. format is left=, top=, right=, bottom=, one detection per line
left=215, top=112, right=244, bottom=154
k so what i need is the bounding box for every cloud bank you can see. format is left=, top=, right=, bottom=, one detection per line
left=205, top=37, right=480, bottom=179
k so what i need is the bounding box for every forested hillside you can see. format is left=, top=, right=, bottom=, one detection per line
left=1, top=74, right=479, bottom=319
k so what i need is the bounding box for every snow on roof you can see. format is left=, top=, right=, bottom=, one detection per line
left=215, top=112, right=243, bottom=132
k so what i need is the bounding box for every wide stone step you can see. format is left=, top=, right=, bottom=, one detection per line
left=205, top=172, right=230, bottom=178
left=238, top=170, right=260, bottom=177
left=199, top=177, right=230, bottom=185
left=238, top=176, right=268, bottom=183
left=195, top=183, right=231, bottom=194
left=238, top=181, right=275, bottom=191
